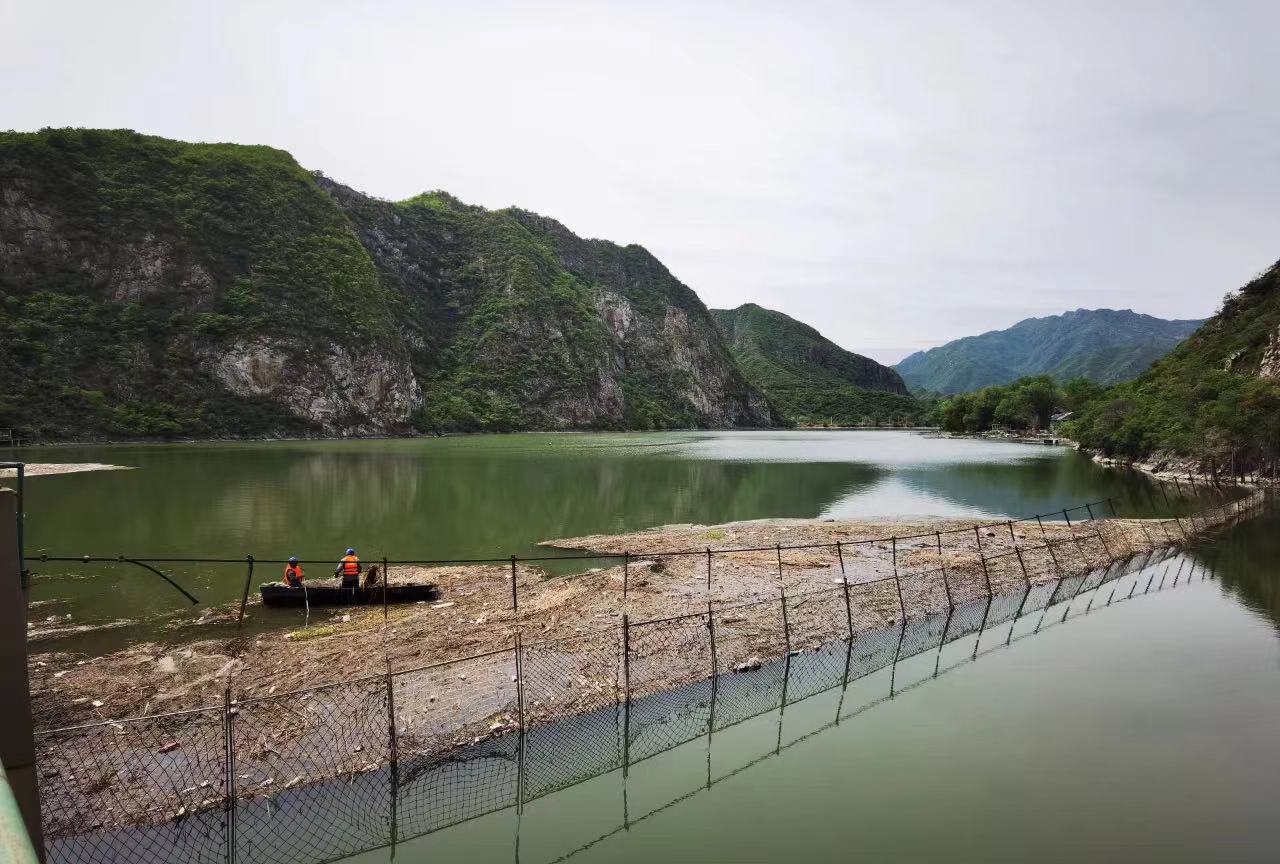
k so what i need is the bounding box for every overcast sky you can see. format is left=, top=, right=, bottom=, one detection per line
left=5, top=1, right=1279, bottom=363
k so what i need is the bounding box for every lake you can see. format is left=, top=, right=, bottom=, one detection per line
left=16, top=431, right=1216, bottom=641
left=15, top=432, right=1280, bottom=863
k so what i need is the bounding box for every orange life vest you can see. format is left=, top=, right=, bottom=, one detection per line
left=283, top=564, right=304, bottom=586
left=341, top=554, right=359, bottom=576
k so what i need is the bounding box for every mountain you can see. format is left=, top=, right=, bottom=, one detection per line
left=0, top=129, right=779, bottom=440
left=1067, top=263, right=1280, bottom=472
left=710, top=304, right=924, bottom=426
left=894, top=309, right=1204, bottom=394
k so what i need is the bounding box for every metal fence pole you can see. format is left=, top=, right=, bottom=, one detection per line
left=891, top=536, right=906, bottom=623
left=509, top=555, right=518, bottom=613
left=1084, top=502, right=1114, bottom=558
left=622, top=551, right=629, bottom=603
left=836, top=542, right=853, bottom=640
left=935, top=532, right=953, bottom=608
left=236, top=555, right=254, bottom=633
left=386, top=671, right=399, bottom=850
left=223, top=687, right=236, bottom=864
left=514, top=633, right=526, bottom=810
left=705, top=548, right=712, bottom=609
left=972, top=593, right=993, bottom=661
left=381, top=556, right=390, bottom=625
left=775, top=545, right=792, bottom=654
left=1063, top=509, right=1089, bottom=569
left=621, top=615, right=631, bottom=777
left=978, top=551, right=993, bottom=596
left=706, top=610, right=718, bottom=740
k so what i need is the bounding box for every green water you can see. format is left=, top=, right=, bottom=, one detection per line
left=14, top=431, right=1215, bottom=639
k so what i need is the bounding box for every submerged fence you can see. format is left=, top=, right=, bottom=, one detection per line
left=28, top=485, right=1270, bottom=864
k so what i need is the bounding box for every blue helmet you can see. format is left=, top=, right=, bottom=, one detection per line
left=346, top=548, right=356, bottom=555
left=288, top=556, right=299, bottom=564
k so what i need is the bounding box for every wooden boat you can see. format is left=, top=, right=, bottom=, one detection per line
left=259, top=581, right=439, bottom=607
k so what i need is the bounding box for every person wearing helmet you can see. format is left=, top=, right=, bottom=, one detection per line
left=336, top=548, right=360, bottom=589
left=282, top=556, right=305, bottom=588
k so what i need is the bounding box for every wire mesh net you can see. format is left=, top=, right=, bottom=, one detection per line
left=36, top=708, right=227, bottom=864
left=782, top=586, right=851, bottom=704
left=231, top=679, right=392, bottom=864
left=897, top=608, right=952, bottom=662
left=392, top=649, right=519, bottom=835
left=626, top=615, right=713, bottom=762
left=846, top=620, right=903, bottom=683
left=521, top=629, right=622, bottom=800
left=898, top=567, right=951, bottom=616
left=710, top=597, right=787, bottom=730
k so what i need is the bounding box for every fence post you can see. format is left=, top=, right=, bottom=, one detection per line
left=934, top=532, right=953, bottom=608
left=514, top=633, right=525, bottom=810
left=706, top=610, right=718, bottom=741
left=386, top=670, right=398, bottom=850
left=509, top=555, right=518, bottom=613
left=622, top=551, right=629, bottom=603
left=236, top=554, right=254, bottom=634
left=775, top=545, right=791, bottom=654
left=836, top=542, right=853, bottom=640
left=1012, top=546, right=1031, bottom=587
left=1063, top=509, right=1089, bottom=569
left=381, top=557, right=390, bottom=625
left=972, top=593, right=993, bottom=661
left=891, top=536, right=906, bottom=623
left=705, top=548, right=712, bottom=608
left=1085, top=503, right=1113, bottom=557
left=621, top=615, right=631, bottom=777
left=223, top=686, right=236, bottom=864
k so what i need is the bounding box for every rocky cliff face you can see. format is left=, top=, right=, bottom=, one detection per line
left=0, top=129, right=776, bottom=439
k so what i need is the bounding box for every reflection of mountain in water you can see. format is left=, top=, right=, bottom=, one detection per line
left=897, top=457, right=1221, bottom=521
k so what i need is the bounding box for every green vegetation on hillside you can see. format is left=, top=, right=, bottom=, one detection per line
left=895, top=309, right=1202, bottom=394
left=0, top=128, right=400, bottom=439
left=1064, top=264, right=1280, bottom=474
left=711, top=304, right=926, bottom=426
left=1, top=129, right=776, bottom=440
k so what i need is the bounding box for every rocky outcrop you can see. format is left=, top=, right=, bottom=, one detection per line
left=324, top=180, right=779, bottom=431
left=1259, top=325, right=1280, bottom=381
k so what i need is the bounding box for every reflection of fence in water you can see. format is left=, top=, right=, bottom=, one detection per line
left=524, top=554, right=1215, bottom=864
left=34, top=488, right=1267, bottom=864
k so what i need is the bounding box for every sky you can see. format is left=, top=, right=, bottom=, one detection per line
left=5, top=1, right=1279, bottom=364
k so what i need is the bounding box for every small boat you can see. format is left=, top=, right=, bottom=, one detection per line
left=259, top=581, right=439, bottom=607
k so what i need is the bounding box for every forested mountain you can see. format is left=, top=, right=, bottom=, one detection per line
left=1067, top=263, right=1280, bottom=473
left=895, top=309, right=1203, bottom=394
left=710, top=304, right=924, bottom=425
left=0, top=129, right=779, bottom=440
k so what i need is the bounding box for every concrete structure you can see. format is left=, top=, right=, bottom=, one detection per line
left=0, top=488, right=42, bottom=859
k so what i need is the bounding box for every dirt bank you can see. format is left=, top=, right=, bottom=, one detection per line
left=0, top=463, right=131, bottom=478
left=29, top=504, right=1228, bottom=729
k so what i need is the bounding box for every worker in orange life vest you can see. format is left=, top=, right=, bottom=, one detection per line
left=283, top=557, right=305, bottom=587
left=335, top=548, right=360, bottom=589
